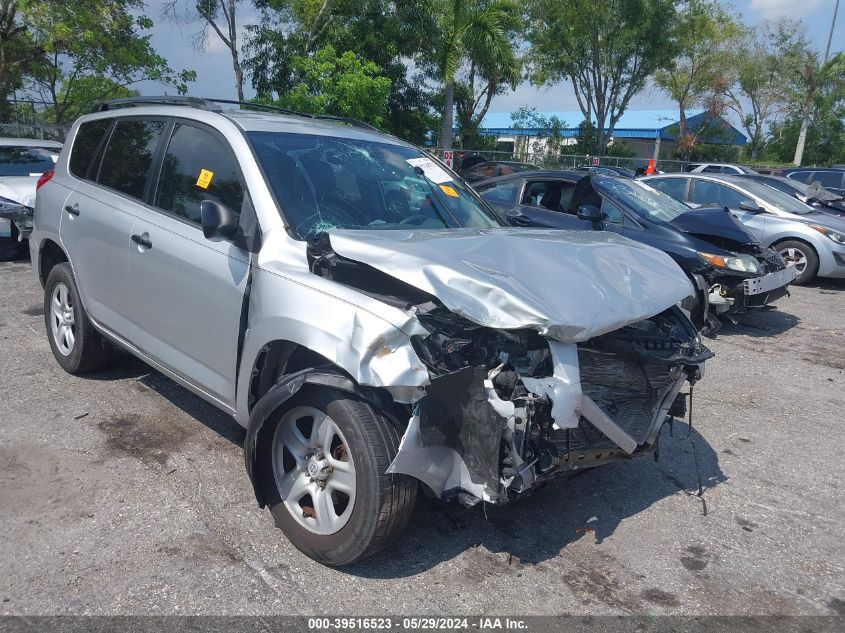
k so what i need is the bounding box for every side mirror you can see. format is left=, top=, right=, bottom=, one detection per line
left=738, top=200, right=764, bottom=213
left=577, top=204, right=603, bottom=224
left=201, top=200, right=243, bottom=245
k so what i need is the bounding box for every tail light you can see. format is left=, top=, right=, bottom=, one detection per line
left=36, top=170, right=55, bottom=190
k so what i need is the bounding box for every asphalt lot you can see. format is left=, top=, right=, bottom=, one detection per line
left=1, top=257, right=844, bottom=616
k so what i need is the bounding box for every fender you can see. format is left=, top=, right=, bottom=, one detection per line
left=243, top=366, right=405, bottom=507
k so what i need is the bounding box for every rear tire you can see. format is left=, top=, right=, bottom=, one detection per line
left=776, top=240, right=818, bottom=285
left=44, top=263, right=112, bottom=374
left=256, top=385, right=417, bottom=566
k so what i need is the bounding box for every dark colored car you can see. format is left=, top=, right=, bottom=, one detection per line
left=456, top=151, right=487, bottom=171
left=573, top=165, right=636, bottom=178
left=737, top=173, right=845, bottom=218
left=463, top=160, right=539, bottom=183
left=783, top=168, right=845, bottom=196
left=476, top=171, right=794, bottom=333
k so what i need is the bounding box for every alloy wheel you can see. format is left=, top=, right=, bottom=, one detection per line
left=271, top=405, right=356, bottom=535
left=50, top=282, right=75, bottom=356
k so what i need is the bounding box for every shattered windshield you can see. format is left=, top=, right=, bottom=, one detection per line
left=593, top=176, right=692, bottom=222
left=247, top=132, right=499, bottom=239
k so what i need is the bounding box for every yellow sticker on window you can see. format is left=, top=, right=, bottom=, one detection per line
left=196, top=168, right=214, bottom=189
left=439, top=184, right=459, bottom=197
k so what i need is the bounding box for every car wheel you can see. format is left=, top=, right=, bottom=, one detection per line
left=776, top=240, right=819, bottom=285
left=256, top=385, right=417, bottom=566
left=44, top=263, right=112, bottom=374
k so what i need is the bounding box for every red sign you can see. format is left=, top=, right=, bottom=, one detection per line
left=442, top=150, right=454, bottom=168
left=591, top=157, right=600, bottom=166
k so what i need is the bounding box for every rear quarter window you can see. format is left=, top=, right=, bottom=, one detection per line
left=69, top=119, right=112, bottom=179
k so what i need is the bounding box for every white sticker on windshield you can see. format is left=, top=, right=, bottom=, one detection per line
left=406, top=157, right=452, bottom=184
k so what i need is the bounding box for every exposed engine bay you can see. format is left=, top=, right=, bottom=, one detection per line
left=305, top=232, right=712, bottom=506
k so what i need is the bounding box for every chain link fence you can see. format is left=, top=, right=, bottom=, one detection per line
left=0, top=122, right=69, bottom=142
left=436, top=148, right=689, bottom=173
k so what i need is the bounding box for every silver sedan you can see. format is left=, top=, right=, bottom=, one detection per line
left=643, top=173, right=845, bottom=284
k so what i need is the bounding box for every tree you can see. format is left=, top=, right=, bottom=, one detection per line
left=509, top=105, right=566, bottom=157
left=21, top=0, right=194, bottom=125
left=785, top=50, right=845, bottom=165
left=428, top=0, right=521, bottom=151
left=0, top=0, right=44, bottom=120
left=163, top=0, right=247, bottom=100
left=724, top=19, right=805, bottom=159
left=244, top=0, right=436, bottom=143
left=527, top=0, right=679, bottom=155
left=655, top=0, right=742, bottom=160
left=261, top=45, right=391, bottom=125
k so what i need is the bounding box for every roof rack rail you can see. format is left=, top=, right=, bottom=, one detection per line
left=313, top=114, right=380, bottom=132
left=94, top=96, right=381, bottom=132
left=95, top=96, right=223, bottom=112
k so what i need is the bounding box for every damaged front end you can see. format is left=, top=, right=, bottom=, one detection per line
left=389, top=304, right=711, bottom=505
left=304, top=229, right=712, bottom=507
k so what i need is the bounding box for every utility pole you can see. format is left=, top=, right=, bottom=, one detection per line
left=825, top=0, right=840, bottom=62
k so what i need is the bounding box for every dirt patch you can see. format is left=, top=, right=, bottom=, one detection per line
left=98, top=413, right=192, bottom=466
left=642, top=587, right=680, bottom=607
left=22, top=305, right=43, bottom=316
left=680, top=545, right=709, bottom=572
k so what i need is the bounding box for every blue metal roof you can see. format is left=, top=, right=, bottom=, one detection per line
left=478, top=109, right=747, bottom=145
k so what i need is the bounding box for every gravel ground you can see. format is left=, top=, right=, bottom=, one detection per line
left=1, top=257, right=843, bottom=616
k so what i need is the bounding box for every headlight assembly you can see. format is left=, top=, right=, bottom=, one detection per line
left=810, top=224, right=845, bottom=245
left=697, top=251, right=762, bottom=274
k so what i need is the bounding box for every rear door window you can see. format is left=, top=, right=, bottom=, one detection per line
left=69, top=119, right=112, bottom=179
left=690, top=181, right=747, bottom=208
left=154, top=123, right=244, bottom=224
left=96, top=120, right=166, bottom=200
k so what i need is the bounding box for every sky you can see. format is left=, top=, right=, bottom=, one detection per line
left=139, top=0, right=844, bottom=116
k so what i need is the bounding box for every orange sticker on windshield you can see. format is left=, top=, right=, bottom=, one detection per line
left=439, top=184, right=459, bottom=197
left=196, top=169, right=214, bottom=189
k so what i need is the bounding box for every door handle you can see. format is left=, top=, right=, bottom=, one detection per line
left=131, top=234, right=152, bottom=249
left=64, top=205, right=79, bottom=216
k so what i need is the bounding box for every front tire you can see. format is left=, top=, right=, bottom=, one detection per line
left=44, top=263, right=112, bottom=374
left=256, top=385, right=417, bottom=566
left=776, top=240, right=819, bottom=285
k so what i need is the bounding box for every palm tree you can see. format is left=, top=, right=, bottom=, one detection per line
left=433, top=0, right=520, bottom=152
left=790, top=51, right=845, bottom=166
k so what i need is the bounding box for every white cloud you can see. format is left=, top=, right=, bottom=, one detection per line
left=749, top=0, right=823, bottom=18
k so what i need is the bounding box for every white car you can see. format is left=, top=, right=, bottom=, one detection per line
left=684, top=163, right=757, bottom=176
left=0, top=138, right=62, bottom=260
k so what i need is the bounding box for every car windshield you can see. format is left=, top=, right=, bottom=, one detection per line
left=736, top=179, right=814, bottom=215
left=593, top=176, right=691, bottom=222
left=0, top=146, right=57, bottom=176
left=247, top=132, right=499, bottom=239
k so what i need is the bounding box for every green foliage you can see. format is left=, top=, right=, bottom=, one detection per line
left=427, top=0, right=522, bottom=150
left=762, top=113, right=845, bottom=166
left=245, top=0, right=435, bottom=143
left=527, top=0, right=679, bottom=155
left=509, top=105, right=567, bottom=154
left=0, top=0, right=45, bottom=119
left=261, top=45, right=391, bottom=126
left=14, top=0, right=194, bottom=125
left=724, top=19, right=807, bottom=158
left=655, top=0, right=743, bottom=159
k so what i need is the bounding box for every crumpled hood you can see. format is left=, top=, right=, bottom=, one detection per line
left=669, top=205, right=760, bottom=246
left=328, top=228, right=694, bottom=343
left=0, top=177, right=37, bottom=208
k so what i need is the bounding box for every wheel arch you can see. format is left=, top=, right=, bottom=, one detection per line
left=38, top=239, right=68, bottom=288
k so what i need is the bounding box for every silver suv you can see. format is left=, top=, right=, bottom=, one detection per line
left=31, top=97, right=711, bottom=565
